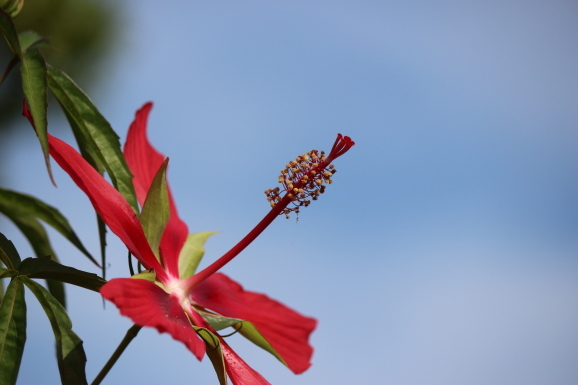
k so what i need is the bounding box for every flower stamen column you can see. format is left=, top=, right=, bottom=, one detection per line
left=186, top=134, right=355, bottom=290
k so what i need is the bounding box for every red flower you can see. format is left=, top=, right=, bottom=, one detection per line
left=40, top=102, right=354, bottom=384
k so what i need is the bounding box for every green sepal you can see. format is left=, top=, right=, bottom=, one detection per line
left=0, top=277, right=26, bottom=385
left=20, top=276, right=88, bottom=385
left=130, top=270, right=156, bottom=282
left=0, top=188, right=97, bottom=265
left=198, top=310, right=241, bottom=331
left=192, top=325, right=227, bottom=385
left=21, top=48, right=52, bottom=183
left=140, top=158, right=169, bottom=261
left=19, top=256, right=106, bottom=292
left=0, top=232, right=21, bottom=270
left=199, top=310, right=286, bottom=366
left=178, top=231, right=218, bottom=279
left=46, top=65, right=139, bottom=213
left=0, top=7, right=21, bottom=56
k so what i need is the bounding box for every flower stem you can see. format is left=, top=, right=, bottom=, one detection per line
left=91, top=324, right=142, bottom=385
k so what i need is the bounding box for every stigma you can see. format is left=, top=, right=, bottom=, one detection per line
left=264, top=134, right=355, bottom=218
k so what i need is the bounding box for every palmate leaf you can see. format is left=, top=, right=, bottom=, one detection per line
left=46, top=65, right=139, bottom=213
left=20, top=276, right=88, bottom=385
left=0, top=188, right=96, bottom=265
left=0, top=277, right=26, bottom=385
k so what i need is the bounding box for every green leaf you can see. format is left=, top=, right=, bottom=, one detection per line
left=178, top=231, right=218, bottom=279
left=21, top=276, right=88, bottom=385
left=0, top=7, right=21, bottom=56
left=0, top=267, right=18, bottom=279
left=140, top=159, right=169, bottom=260
left=18, top=31, right=48, bottom=53
left=200, top=310, right=286, bottom=366
left=192, top=325, right=227, bottom=385
left=46, top=65, right=139, bottom=213
left=19, top=257, right=106, bottom=292
left=0, top=232, right=21, bottom=270
left=1, top=213, right=66, bottom=306
left=21, top=48, right=52, bottom=184
left=0, top=188, right=97, bottom=265
left=0, top=277, right=26, bottom=385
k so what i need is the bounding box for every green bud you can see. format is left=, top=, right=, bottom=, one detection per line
left=1, top=0, right=24, bottom=18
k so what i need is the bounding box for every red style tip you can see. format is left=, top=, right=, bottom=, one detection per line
left=327, top=133, right=355, bottom=163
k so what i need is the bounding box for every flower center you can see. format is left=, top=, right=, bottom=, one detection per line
left=165, top=278, right=191, bottom=307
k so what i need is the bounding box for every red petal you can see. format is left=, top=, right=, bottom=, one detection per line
left=191, top=273, right=317, bottom=374
left=48, top=134, right=165, bottom=278
left=124, top=103, right=187, bottom=277
left=221, top=339, right=271, bottom=385
left=101, top=278, right=205, bottom=360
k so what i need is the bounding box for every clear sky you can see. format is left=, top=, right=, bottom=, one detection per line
left=4, top=1, right=578, bottom=384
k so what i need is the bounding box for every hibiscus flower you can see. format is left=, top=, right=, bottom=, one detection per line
left=35, top=102, right=354, bottom=384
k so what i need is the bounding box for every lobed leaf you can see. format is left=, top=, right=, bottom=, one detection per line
left=20, top=276, right=88, bottom=385
left=19, top=256, right=106, bottom=293
left=0, top=277, right=26, bottom=385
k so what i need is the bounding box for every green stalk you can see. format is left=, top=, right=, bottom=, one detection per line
left=91, top=324, right=142, bottom=385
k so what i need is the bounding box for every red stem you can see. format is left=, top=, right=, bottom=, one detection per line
left=184, top=192, right=292, bottom=290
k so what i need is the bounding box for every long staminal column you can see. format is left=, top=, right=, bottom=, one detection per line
left=184, top=134, right=355, bottom=291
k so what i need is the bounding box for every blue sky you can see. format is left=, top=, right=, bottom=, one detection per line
left=4, top=1, right=578, bottom=384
